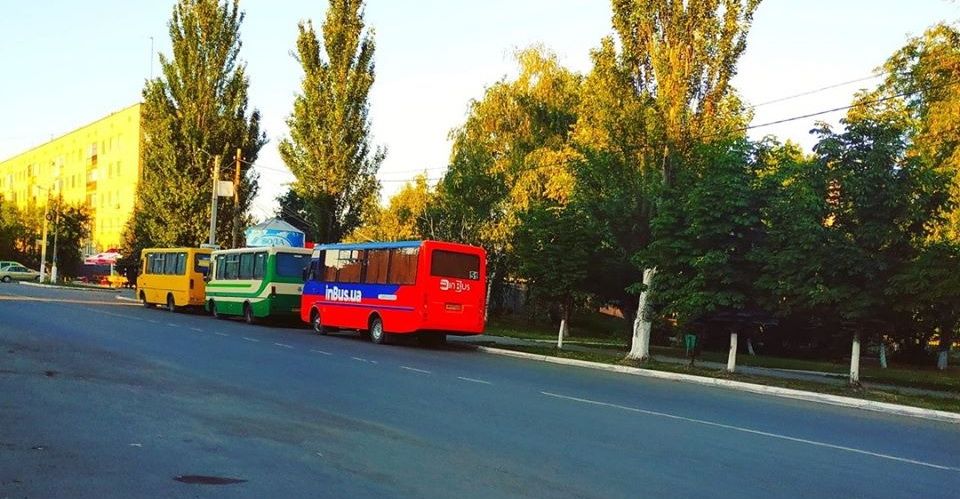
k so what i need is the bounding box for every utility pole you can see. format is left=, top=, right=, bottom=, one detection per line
left=209, top=155, right=221, bottom=246
left=39, top=192, right=50, bottom=282
left=232, top=148, right=241, bottom=248
left=50, top=197, right=61, bottom=283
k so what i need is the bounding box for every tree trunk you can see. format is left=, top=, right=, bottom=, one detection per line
left=746, top=337, right=756, bottom=356
left=626, top=267, right=656, bottom=361
left=557, top=298, right=570, bottom=350
left=849, top=333, right=861, bottom=386
left=879, top=342, right=887, bottom=369
left=937, top=331, right=952, bottom=370
left=726, top=331, right=738, bottom=373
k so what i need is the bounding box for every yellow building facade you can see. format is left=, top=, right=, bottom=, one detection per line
left=0, top=103, right=142, bottom=254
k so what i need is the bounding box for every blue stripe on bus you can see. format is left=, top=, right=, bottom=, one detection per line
left=318, top=301, right=416, bottom=312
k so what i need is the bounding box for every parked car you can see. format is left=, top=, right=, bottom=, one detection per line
left=1, top=264, right=40, bottom=282
left=0, top=261, right=26, bottom=271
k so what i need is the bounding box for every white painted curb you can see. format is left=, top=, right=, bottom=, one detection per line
left=115, top=296, right=139, bottom=303
left=476, top=346, right=960, bottom=424
left=19, top=281, right=120, bottom=293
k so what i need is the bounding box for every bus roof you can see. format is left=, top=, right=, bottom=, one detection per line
left=211, top=246, right=313, bottom=256
left=314, top=240, right=423, bottom=251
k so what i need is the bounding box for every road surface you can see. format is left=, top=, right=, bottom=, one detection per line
left=1, top=283, right=958, bottom=498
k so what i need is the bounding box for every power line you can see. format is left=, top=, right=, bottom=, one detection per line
left=750, top=73, right=885, bottom=108
left=743, top=77, right=960, bottom=132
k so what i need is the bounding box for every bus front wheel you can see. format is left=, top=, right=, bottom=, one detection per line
left=369, top=316, right=388, bottom=345
left=140, top=292, right=154, bottom=309
left=311, top=309, right=327, bottom=335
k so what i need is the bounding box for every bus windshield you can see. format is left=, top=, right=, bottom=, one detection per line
left=277, top=252, right=309, bottom=278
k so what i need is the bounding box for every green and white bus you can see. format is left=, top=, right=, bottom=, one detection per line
left=205, top=246, right=312, bottom=324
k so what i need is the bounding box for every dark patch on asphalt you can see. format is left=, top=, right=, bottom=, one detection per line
left=173, top=475, right=247, bottom=485
left=44, top=370, right=58, bottom=377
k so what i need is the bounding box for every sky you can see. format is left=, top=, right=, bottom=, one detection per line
left=2, top=0, right=958, bottom=221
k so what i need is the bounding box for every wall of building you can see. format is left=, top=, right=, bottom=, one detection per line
left=0, top=103, right=142, bottom=253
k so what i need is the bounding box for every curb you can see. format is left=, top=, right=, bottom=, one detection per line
left=115, top=296, right=139, bottom=303
left=19, top=281, right=121, bottom=293
left=475, top=346, right=960, bottom=424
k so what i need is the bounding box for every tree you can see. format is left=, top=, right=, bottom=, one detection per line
left=126, top=0, right=265, bottom=259
left=0, top=200, right=38, bottom=267
left=873, top=23, right=960, bottom=241
left=513, top=203, right=592, bottom=345
left=347, top=174, right=431, bottom=242
left=51, top=204, right=92, bottom=279
left=581, top=0, right=760, bottom=360
left=756, top=112, right=951, bottom=381
left=275, top=189, right=316, bottom=242
left=423, top=47, right=582, bottom=318
left=279, top=0, right=383, bottom=244
left=645, top=139, right=767, bottom=337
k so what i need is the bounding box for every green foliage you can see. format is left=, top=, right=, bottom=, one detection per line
left=423, top=47, right=583, bottom=311
left=126, top=0, right=265, bottom=259
left=755, top=114, right=952, bottom=344
left=646, top=140, right=766, bottom=325
left=274, top=189, right=315, bottom=242
left=51, top=204, right=92, bottom=278
left=0, top=200, right=39, bottom=266
left=871, top=23, right=960, bottom=241
left=347, top=174, right=431, bottom=242
left=513, top=203, right=592, bottom=312
left=279, top=0, right=383, bottom=244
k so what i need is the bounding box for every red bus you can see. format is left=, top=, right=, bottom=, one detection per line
left=300, top=240, right=487, bottom=344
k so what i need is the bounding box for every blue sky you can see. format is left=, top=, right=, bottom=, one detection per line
left=1, top=1, right=958, bottom=219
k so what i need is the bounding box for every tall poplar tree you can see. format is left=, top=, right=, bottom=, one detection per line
left=279, top=0, right=383, bottom=243
left=125, top=0, right=265, bottom=257
left=583, top=0, right=761, bottom=360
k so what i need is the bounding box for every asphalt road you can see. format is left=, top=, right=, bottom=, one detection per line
left=1, top=283, right=959, bottom=498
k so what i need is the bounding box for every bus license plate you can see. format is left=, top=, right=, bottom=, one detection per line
left=445, top=303, right=462, bottom=311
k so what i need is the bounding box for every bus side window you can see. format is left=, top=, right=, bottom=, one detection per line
left=388, top=248, right=418, bottom=285
left=239, top=253, right=254, bottom=279
left=224, top=255, right=240, bottom=280
left=215, top=255, right=225, bottom=280
left=364, top=249, right=389, bottom=284
left=253, top=252, right=266, bottom=279
left=323, top=250, right=339, bottom=282
left=142, top=253, right=150, bottom=275
left=176, top=253, right=187, bottom=275
left=337, top=250, right=363, bottom=283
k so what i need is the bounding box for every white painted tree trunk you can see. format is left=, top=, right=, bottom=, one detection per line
left=626, top=267, right=657, bottom=361
left=879, top=343, right=887, bottom=369
left=937, top=350, right=949, bottom=370
left=557, top=318, right=567, bottom=350
left=726, top=332, right=738, bottom=373
left=746, top=338, right=756, bottom=356
left=849, top=334, right=861, bottom=386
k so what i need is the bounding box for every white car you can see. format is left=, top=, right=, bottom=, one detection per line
left=1, top=264, right=40, bottom=283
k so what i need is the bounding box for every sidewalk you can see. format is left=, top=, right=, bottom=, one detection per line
left=453, top=334, right=958, bottom=400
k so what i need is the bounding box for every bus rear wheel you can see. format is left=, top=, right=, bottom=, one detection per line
left=166, top=294, right=176, bottom=313
left=369, top=316, right=388, bottom=345
left=243, top=303, right=256, bottom=325
left=140, top=292, right=154, bottom=308
left=311, top=309, right=326, bottom=335
left=209, top=299, right=222, bottom=319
